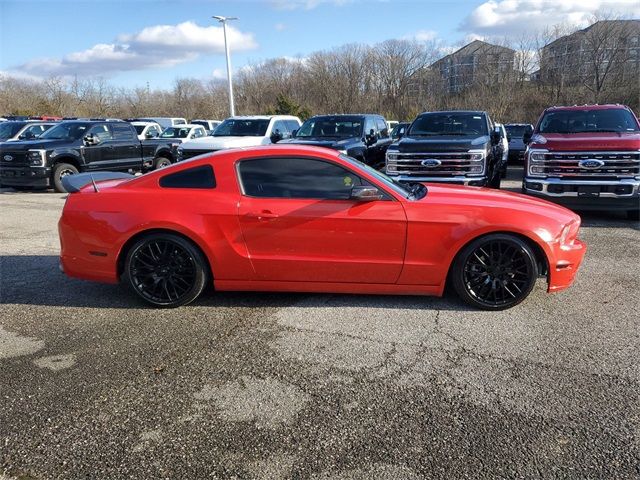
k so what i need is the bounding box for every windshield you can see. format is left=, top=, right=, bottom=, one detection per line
left=539, top=109, right=639, bottom=134
left=338, top=154, right=418, bottom=199
left=191, top=121, right=209, bottom=129
left=409, top=113, right=488, bottom=136
left=0, top=122, right=26, bottom=140
left=160, top=127, right=190, bottom=139
left=133, top=125, right=146, bottom=134
left=297, top=117, right=363, bottom=138
left=39, top=122, right=91, bottom=140
left=213, top=119, right=270, bottom=137
left=505, top=125, right=531, bottom=138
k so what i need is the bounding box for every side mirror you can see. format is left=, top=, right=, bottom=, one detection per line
left=291, top=129, right=298, bottom=138
left=270, top=130, right=283, bottom=143
left=84, top=134, right=99, bottom=145
left=145, top=132, right=154, bottom=139
left=523, top=131, right=533, bottom=144
left=365, top=129, right=377, bottom=146
left=351, top=185, right=383, bottom=202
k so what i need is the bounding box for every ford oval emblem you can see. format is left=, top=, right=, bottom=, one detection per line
left=421, top=159, right=442, bottom=168
left=3, top=155, right=13, bottom=161
left=578, top=159, right=605, bottom=169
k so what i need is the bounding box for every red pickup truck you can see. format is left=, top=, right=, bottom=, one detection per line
left=522, top=104, right=640, bottom=220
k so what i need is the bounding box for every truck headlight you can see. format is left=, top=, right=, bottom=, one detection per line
left=529, top=151, right=547, bottom=162
left=27, top=150, right=46, bottom=166
left=386, top=152, right=399, bottom=161
left=468, top=151, right=485, bottom=161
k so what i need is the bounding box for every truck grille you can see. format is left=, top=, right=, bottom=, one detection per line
left=0, top=151, right=28, bottom=167
left=386, top=152, right=484, bottom=177
left=180, top=149, right=217, bottom=161
left=533, top=151, right=640, bottom=179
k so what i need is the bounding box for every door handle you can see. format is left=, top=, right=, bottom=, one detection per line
left=246, top=210, right=279, bottom=221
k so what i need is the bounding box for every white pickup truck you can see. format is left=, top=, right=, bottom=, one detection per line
left=177, top=115, right=302, bottom=161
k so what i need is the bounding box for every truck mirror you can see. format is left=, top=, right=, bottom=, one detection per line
left=523, top=131, right=533, bottom=144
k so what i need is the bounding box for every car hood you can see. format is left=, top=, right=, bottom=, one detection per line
left=531, top=132, right=640, bottom=151
left=181, top=136, right=268, bottom=149
left=279, top=137, right=358, bottom=149
left=396, top=135, right=490, bottom=153
left=418, top=183, right=578, bottom=224
left=0, top=139, right=75, bottom=151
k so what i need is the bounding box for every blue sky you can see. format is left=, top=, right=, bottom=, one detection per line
left=1, top=0, right=638, bottom=88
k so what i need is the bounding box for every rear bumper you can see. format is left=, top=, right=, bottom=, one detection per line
left=547, top=238, right=587, bottom=293
left=388, top=174, right=488, bottom=186
left=523, top=177, right=640, bottom=211
left=0, top=166, right=51, bottom=187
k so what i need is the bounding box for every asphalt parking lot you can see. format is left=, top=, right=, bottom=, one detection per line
left=1, top=168, right=639, bottom=479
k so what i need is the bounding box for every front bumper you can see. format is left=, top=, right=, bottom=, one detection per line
left=388, top=175, right=487, bottom=186
left=548, top=238, right=587, bottom=293
left=0, top=166, right=51, bottom=187
left=523, top=177, right=640, bottom=211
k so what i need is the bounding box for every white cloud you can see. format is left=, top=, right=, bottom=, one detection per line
left=275, top=23, right=286, bottom=31
left=11, top=21, right=258, bottom=78
left=461, top=0, right=640, bottom=36
left=403, top=29, right=438, bottom=43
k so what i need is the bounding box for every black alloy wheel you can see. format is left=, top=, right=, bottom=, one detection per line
left=124, top=233, right=208, bottom=307
left=452, top=234, right=538, bottom=310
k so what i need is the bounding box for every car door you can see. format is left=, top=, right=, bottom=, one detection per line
left=362, top=117, right=379, bottom=165
left=236, top=156, right=407, bottom=284
left=109, top=123, right=143, bottom=170
left=83, top=124, right=113, bottom=170
left=375, top=117, right=393, bottom=166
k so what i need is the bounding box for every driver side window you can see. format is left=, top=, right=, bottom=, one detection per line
left=238, top=157, right=372, bottom=200
left=364, top=117, right=377, bottom=138
left=88, top=124, right=112, bottom=141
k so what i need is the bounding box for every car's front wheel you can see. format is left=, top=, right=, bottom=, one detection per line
left=451, top=233, right=538, bottom=310
left=124, top=233, right=208, bottom=307
left=52, top=163, right=79, bottom=193
left=154, top=157, right=172, bottom=169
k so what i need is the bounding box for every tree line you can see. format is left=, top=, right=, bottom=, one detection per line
left=1, top=17, right=637, bottom=125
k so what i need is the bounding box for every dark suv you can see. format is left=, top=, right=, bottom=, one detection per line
left=385, top=110, right=503, bottom=188
left=0, top=120, right=175, bottom=192
left=504, top=123, right=534, bottom=162
left=279, top=114, right=393, bottom=168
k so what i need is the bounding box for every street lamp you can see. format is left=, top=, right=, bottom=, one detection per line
left=213, top=15, right=238, bottom=117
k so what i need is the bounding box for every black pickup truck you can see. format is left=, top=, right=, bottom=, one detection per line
left=279, top=114, right=393, bottom=168
left=384, top=110, right=503, bottom=188
left=0, top=120, right=177, bottom=192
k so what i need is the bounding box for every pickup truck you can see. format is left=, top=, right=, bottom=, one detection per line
left=279, top=114, right=393, bottom=168
left=522, top=104, right=640, bottom=220
left=385, top=110, right=503, bottom=188
left=177, top=115, right=301, bottom=161
left=0, top=121, right=57, bottom=142
left=0, top=120, right=176, bottom=192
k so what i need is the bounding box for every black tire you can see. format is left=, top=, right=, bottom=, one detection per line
left=124, top=233, right=208, bottom=308
left=153, top=156, right=172, bottom=170
left=627, top=209, right=640, bottom=221
left=52, top=163, right=79, bottom=193
left=451, top=233, right=538, bottom=310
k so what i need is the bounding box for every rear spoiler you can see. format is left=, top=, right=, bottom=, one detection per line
left=62, top=172, right=134, bottom=193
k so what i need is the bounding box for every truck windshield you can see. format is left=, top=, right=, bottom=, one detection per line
left=297, top=117, right=363, bottom=138
left=539, top=109, right=640, bottom=133
left=213, top=119, right=270, bottom=137
left=39, top=122, right=91, bottom=140
left=0, top=122, right=26, bottom=140
left=409, top=113, right=488, bottom=136
left=505, top=125, right=532, bottom=137
left=160, top=127, right=191, bottom=139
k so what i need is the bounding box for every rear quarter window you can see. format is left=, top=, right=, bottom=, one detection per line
left=159, top=165, right=216, bottom=189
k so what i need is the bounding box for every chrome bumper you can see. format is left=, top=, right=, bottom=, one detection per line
left=388, top=174, right=487, bottom=186
left=523, top=177, right=640, bottom=198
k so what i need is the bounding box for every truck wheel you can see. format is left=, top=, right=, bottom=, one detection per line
left=154, top=157, right=172, bottom=170
left=451, top=233, right=538, bottom=310
left=628, top=210, right=639, bottom=221
left=53, top=163, right=79, bottom=193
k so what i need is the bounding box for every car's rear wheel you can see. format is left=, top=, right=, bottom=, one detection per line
left=124, top=233, right=208, bottom=308
left=53, top=163, right=79, bottom=193
left=452, top=234, right=538, bottom=310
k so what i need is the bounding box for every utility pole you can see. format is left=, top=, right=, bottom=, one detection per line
left=213, top=15, right=238, bottom=117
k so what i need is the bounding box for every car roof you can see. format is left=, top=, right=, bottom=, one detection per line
left=227, top=115, right=300, bottom=120
left=544, top=104, right=631, bottom=112
left=419, top=110, right=487, bottom=115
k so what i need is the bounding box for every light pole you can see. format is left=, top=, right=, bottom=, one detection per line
left=213, top=15, right=238, bottom=117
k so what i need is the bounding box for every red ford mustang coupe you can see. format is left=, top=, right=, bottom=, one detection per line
left=58, top=145, right=586, bottom=310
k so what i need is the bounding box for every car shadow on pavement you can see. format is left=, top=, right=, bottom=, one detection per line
left=0, top=255, right=472, bottom=311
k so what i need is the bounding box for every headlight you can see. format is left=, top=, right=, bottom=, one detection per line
left=27, top=150, right=46, bottom=166
left=386, top=152, right=399, bottom=161
left=559, top=220, right=580, bottom=245
left=468, top=151, right=485, bottom=161
left=529, top=151, right=547, bottom=162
